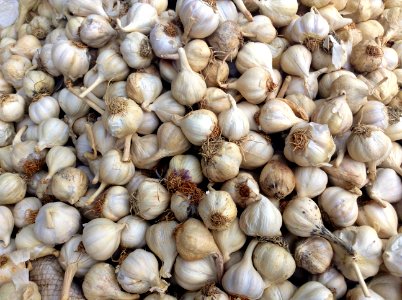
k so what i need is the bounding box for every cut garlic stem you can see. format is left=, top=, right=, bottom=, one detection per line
left=61, top=262, right=79, bottom=300
left=232, top=0, right=253, bottom=21
left=368, top=193, right=388, bottom=208
left=85, top=124, right=98, bottom=160
left=122, top=134, right=133, bottom=162
left=352, top=261, right=370, bottom=298
left=79, top=74, right=105, bottom=99
left=85, top=92, right=106, bottom=110
left=85, top=182, right=108, bottom=206
left=277, top=75, right=292, bottom=98
left=67, top=86, right=105, bottom=115
left=160, top=53, right=180, bottom=60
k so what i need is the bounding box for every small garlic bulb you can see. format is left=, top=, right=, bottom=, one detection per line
left=253, top=241, right=296, bottom=284
left=239, top=195, right=282, bottom=237
left=198, top=185, right=237, bottom=231
left=34, top=202, right=81, bottom=245
left=0, top=172, right=26, bottom=205
left=57, top=88, right=90, bottom=126
left=285, top=122, right=335, bottom=167
left=82, top=263, right=138, bottom=300
left=318, top=186, right=359, bottom=227
left=35, top=118, right=69, bottom=152
left=290, top=281, right=333, bottom=300
left=222, top=239, right=266, bottom=299
left=0, top=94, right=25, bottom=123
left=365, top=68, right=398, bottom=105
left=12, top=197, right=41, bottom=228
left=183, top=39, right=211, bottom=72
left=366, top=168, right=402, bottom=208
left=117, top=249, right=169, bottom=294
left=295, top=237, right=333, bottom=274
left=357, top=201, right=398, bottom=238
left=145, top=221, right=178, bottom=278
left=259, top=156, right=295, bottom=200
left=79, top=15, right=116, bottom=48
left=120, top=32, right=153, bottom=69
left=221, top=172, right=260, bottom=208
left=82, top=218, right=125, bottom=261
left=118, top=215, right=149, bottom=249
left=0, top=206, right=13, bottom=247
left=295, top=167, right=328, bottom=198
left=312, top=267, right=347, bottom=299
left=238, top=131, right=273, bottom=169
left=218, top=95, right=250, bottom=141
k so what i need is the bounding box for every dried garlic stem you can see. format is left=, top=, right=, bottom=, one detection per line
left=277, top=75, right=291, bottom=98
left=232, top=0, right=253, bottom=21
left=61, top=262, right=79, bottom=300
left=319, top=227, right=355, bottom=256
left=352, top=261, right=370, bottom=298
left=122, top=134, right=133, bottom=162
left=79, top=75, right=105, bottom=99
left=67, top=85, right=105, bottom=115
left=85, top=124, right=98, bottom=160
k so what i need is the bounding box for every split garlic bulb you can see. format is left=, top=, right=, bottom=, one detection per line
left=0, top=206, right=13, bottom=247
left=0, top=172, right=26, bottom=205
left=34, top=202, right=81, bottom=245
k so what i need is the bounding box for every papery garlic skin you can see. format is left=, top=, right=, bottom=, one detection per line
left=382, top=233, right=402, bottom=277
left=0, top=206, right=13, bottom=247
left=12, top=197, right=42, bottom=228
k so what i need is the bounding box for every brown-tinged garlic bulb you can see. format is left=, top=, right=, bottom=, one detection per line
left=83, top=263, right=139, bottom=300
left=312, top=267, right=347, bottom=299
left=295, top=167, right=328, bottom=198
left=259, top=155, right=295, bottom=200
left=174, top=218, right=224, bottom=279
left=350, top=39, right=383, bottom=73
left=290, top=281, right=333, bottom=300
left=284, top=122, right=336, bottom=167
left=221, top=172, right=260, bottom=208
left=357, top=201, right=398, bottom=238
left=295, top=237, right=333, bottom=274
left=0, top=173, right=26, bottom=205
left=207, top=21, right=241, bottom=61
left=12, top=197, right=41, bottom=228
left=239, top=195, right=282, bottom=237
left=193, top=283, right=229, bottom=300
left=126, top=71, right=163, bottom=109
left=386, top=106, right=402, bottom=141
left=199, top=88, right=230, bottom=114
left=202, top=58, right=229, bottom=88
left=261, top=280, right=297, bottom=300
left=319, top=186, right=359, bottom=227
left=368, top=274, right=401, bottom=300
left=222, top=239, right=266, bottom=299
left=198, top=185, right=237, bottom=231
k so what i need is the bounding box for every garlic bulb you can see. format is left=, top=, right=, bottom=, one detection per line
left=357, top=201, right=398, bottom=238
left=90, top=119, right=116, bottom=157
left=10, top=35, right=41, bottom=60
left=295, top=167, right=328, bottom=198
left=319, top=70, right=356, bottom=98
left=222, top=239, right=266, bottom=299
left=183, top=39, right=211, bottom=72
left=65, top=16, right=84, bottom=41
left=218, top=95, right=249, bottom=141
left=0, top=206, right=13, bottom=247
left=239, top=195, right=282, bottom=237
left=34, top=202, right=81, bottom=245
left=117, top=249, right=168, bottom=294
left=0, top=146, right=13, bottom=172
left=0, top=250, right=30, bottom=286
left=0, top=274, right=41, bottom=300
left=0, top=173, right=26, bottom=205
left=365, top=68, right=398, bottom=105
left=117, top=3, right=158, bottom=34
left=318, top=4, right=352, bottom=30
left=238, top=131, right=273, bottom=169
left=368, top=274, right=401, bottom=300
left=350, top=39, right=384, bottom=73
left=261, top=281, right=297, bottom=300
left=175, top=218, right=224, bottom=279
left=354, top=101, right=389, bottom=129
left=366, top=168, right=402, bottom=207
left=346, top=286, right=384, bottom=300
left=207, top=20, right=241, bottom=61
left=172, top=48, right=207, bottom=106
left=52, top=40, right=90, bottom=81
left=286, top=68, right=328, bottom=99
left=284, top=122, right=336, bottom=167
left=145, top=221, right=178, bottom=278
left=254, top=0, right=298, bottom=27
left=201, top=140, right=242, bottom=182
left=145, top=91, right=185, bottom=123
left=236, top=42, right=273, bottom=74
left=133, top=178, right=170, bottom=220
left=166, top=154, right=203, bottom=186
left=149, top=19, right=182, bottom=59
left=295, top=236, right=333, bottom=274
left=174, top=256, right=218, bottom=291
left=118, top=215, right=149, bottom=249
left=382, top=234, right=402, bottom=277
left=126, top=71, right=162, bottom=109
left=120, top=32, right=153, bottom=69
left=0, top=94, right=25, bottom=123
left=318, top=186, right=359, bottom=227
left=131, top=134, right=159, bottom=169
left=82, top=218, right=125, bottom=261
left=28, top=95, right=60, bottom=125
left=12, top=197, right=42, bottom=228
left=386, top=106, right=402, bottom=141
left=221, top=172, right=260, bottom=208
left=238, top=15, right=276, bottom=44
left=202, top=59, right=229, bottom=88
left=58, top=88, right=90, bottom=126
left=51, top=167, right=88, bottom=205
left=67, top=0, right=108, bottom=18
left=79, top=14, right=115, bottom=48
left=83, top=263, right=139, bottom=300
left=2, top=55, right=32, bottom=89
left=58, top=235, right=98, bottom=300
left=253, top=241, right=296, bottom=284
left=312, top=267, right=347, bottom=299
left=290, top=281, right=333, bottom=300
left=379, top=142, right=402, bottom=175
left=281, top=45, right=311, bottom=80
left=44, top=146, right=76, bottom=181
left=35, top=118, right=69, bottom=152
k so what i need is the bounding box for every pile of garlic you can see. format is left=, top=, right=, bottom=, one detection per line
left=0, top=0, right=401, bottom=299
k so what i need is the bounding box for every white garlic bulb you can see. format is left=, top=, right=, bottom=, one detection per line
left=366, top=168, right=402, bottom=207
left=67, top=0, right=108, bottom=18
left=28, top=95, right=60, bottom=125
left=368, top=274, right=401, bottom=300
left=312, top=267, right=347, bottom=299
left=58, top=88, right=90, bottom=126
left=117, top=3, right=158, bottom=34
left=51, top=167, right=88, bottom=205
left=354, top=101, right=389, bottom=129
left=290, top=281, right=333, bottom=300
left=261, top=281, right=297, bottom=300
left=346, top=286, right=384, bottom=300
left=126, top=71, right=163, bottom=109
left=117, top=249, right=169, bottom=294
left=118, top=215, right=149, bottom=249
left=145, top=91, right=185, bottom=123
left=382, top=234, right=402, bottom=276
left=120, top=32, right=153, bottom=69
left=35, top=118, right=69, bottom=152
left=295, top=167, right=328, bottom=198
left=44, top=146, right=76, bottom=181
left=12, top=197, right=41, bottom=228
left=82, top=218, right=125, bottom=261
left=2, top=55, right=32, bottom=89
left=0, top=206, right=13, bottom=247
left=0, top=94, right=25, bottom=123
left=254, top=0, right=298, bottom=27
left=34, top=202, right=81, bottom=245
left=0, top=120, right=14, bottom=147
left=238, top=131, right=273, bottom=169
left=0, top=172, right=26, bottom=205
left=150, top=19, right=182, bottom=59
left=80, top=14, right=116, bottom=48
left=166, top=154, right=203, bottom=185
left=295, top=236, right=333, bottom=274
left=235, top=42, right=273, bottom=74
left=221, top=172, right=260, bottom=208
left=218, top=95, right=250, bottom=141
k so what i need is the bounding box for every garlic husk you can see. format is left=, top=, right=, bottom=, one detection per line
left=357, top=201, right=398, bottom=238
left=132, top=178, right=170, bottom=220
left=0, top=172, right=26, bottom=205
left=295, top=236, right=333, bottom=274
left=118, top=215, right=149, bottom=249
left=222, top=239, right=266, bottom=299
left=0, top=93, right=25, bottom=123
left=237, top=131, right=274, bottom=169
left=290, top=281, right=333, bottom=300
left=236, top=42, right=273, bottom=74
left=260, top=281, right=296, bottom=300
left=35, top=118, right=69, bottom=152
left=117, top=249, right=169, bottom=294
left=368, top=274, right=401, bottom=300
left=126, top=71, right=163, bottom=109
left=51, top=167, right=88, bottom=205
left=175, top=218, right=224, bottom=279
left=201, top=140, right=242, bottom=183
left=83, top=263, right=139, bottom=300
left=82, top=218, right=125, bottom=261
left=221, top=172, right=260, bottom=208
left=318, top=186, right=359, bottom=228
left=295, top=167, right=328, bottom=198
left=366, top=168, right=402, bottom=207
left=59, top=235, right=98, bottom=300
left=0, top=250, right=30, bottom=287
left=174, top=256, right=218, bottom=291
left=253, top=241, right=296, bottom=284
left=239, top=195, right=282, bottom=237
left=207, top=20, right=241, bottom=61
left=0, top=206, right=13, bottom=247
left=379, top=142, right=402, bottom=176
left=145, top=221, right=178, bottom=278
left=312, top=267, right=347, bottom=299
left=0, top=274, right=41, bottom=300
left=259, top=156, right=295, bottom=200
left=15, top=224, right=58, bottom=259
left=12, top=197, right=41, bottom=228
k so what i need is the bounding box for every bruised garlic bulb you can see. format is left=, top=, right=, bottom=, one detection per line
left=145, top=221, right=178, bottom=278
left=295, top=167, right=327, bottom=198
left=290, top=281, right=333, bottom=300
left=221, top=172, right=260, bottom=208
left=313, top=267, right=347, bottom=299
left=34, top=202, right=81, bottom=245
left=198, top=185, right=237, bottom=231
left=118, top=215, right=149, bottom=249
left=218, top=95, right=249, bottom=141
left=239, top=195, right=282, bottom=237
left=366, top=168, right=402, bottom=207
left=12, top=197, right=41, bottom=228
left=0, top=173, right=26, bottom=205
left=222, top=239, right=266, bottom=299
left=0, top=206, right=13, bottom=247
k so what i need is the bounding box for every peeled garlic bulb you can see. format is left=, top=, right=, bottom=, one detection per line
left=117, top=249, right=168, bottom=294
left=82, top=218, right=125, bottom=261
left=239, top=195, right=282, bottom=237
left=0, top=206, right=13, bottom=247
left=145, top=221, right=178, bottom=278
left=290, top=281, right=333, bottom=300
left=295, top=167, right=328, bottom=198
left=357, top=202, right=398, bottom=238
